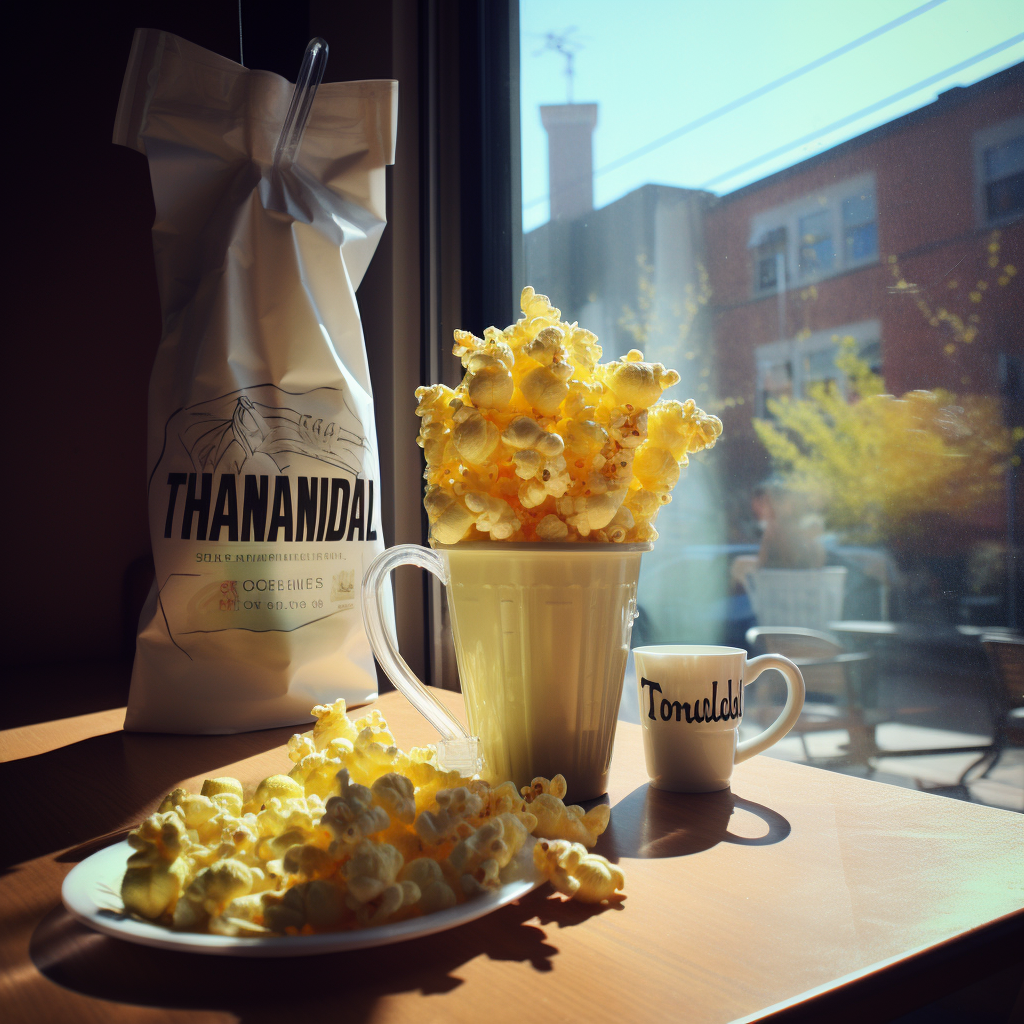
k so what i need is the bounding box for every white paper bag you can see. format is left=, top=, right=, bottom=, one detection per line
left=114, top=29, right=398, bottom=733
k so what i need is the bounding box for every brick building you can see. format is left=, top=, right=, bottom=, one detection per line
left=525, top=63, right=1023, bottom=625
left=706, top=63, right=1024, bottom=512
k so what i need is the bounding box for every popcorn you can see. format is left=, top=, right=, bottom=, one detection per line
left=120, top=812, right=192, bottom=920
left=522, top=775, right=610, bottom=848
left=371, top=772, right=416, bottom=825
left=415, top=785, right=485, bottom=845
left=415, top=287, right=722, bottom=544
left=288, top=750, right=346, bottom=801
left=533, top=840, right=625, bottom=904
left=343, top=840, right=418, bottom=926
left=201, top=777, right=244, bottom=802
left=323, top=769, right=390, bottom=853
left=595, top=350, right=679, bottom=409
left=244, top=775, right=304, bottom=814
left=463, top=490, right=520, bottom=539
left=309, top=699, right=361, bottom=749
left=172, top=858, right=254, bottom=930
left=262, top=879, right=348, bottom=933
left=281, top=843, right=336, bottom=880
left=120, top=698, right=624, bottom=935
left=399, top=857, right=458, bottom=914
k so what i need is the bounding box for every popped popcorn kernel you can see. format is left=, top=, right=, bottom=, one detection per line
left=522, top=775, right=610, bottom=848
left=415, top=286, right=721, bottom=543
left=415, top=785, right=485, bottom=845
left=399, top=857, right=458, bottom=914
left=172, top=857, right=254, bottom=931
left=201, top=777, right=244, bottom=801
left=245, top=774, right=304, bottom=813
left=533, top=840, right=625, bottom=904
left=120, top=812, right=192, bottom=920
left=120, top=698, right=626, bottom=935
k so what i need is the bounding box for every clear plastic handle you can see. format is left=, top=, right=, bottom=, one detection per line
left=361, top=545, right=483, bottom=775
left=273, top=37, right=329, bottom=171
left=735, top=654, right=806, bottom=763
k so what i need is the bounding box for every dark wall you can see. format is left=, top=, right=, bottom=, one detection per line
left=5, top=3, right=320, bottom=667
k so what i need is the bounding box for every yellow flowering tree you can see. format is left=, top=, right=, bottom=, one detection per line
left=753, top=337, right=1016, bottom=544
left=887, top=229, right=1017, bottom=372
left=618, top=252, right=752, bottom=417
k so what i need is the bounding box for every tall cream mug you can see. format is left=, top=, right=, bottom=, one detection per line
left=362, top=542, right=650, bottom=800
left=632, top=645, right=805, bottom=792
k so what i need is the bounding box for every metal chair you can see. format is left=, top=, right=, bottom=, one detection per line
left=745, top=626, right=877, bottom=766
left=958, top=633, right=1024, bottom=783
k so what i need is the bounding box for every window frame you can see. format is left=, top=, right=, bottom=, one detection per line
left=422, top=0, right=522, bottom=690
left=313, top=0, right=521, bottom=693
left=972, top=114, right=1024, bottom=228
left=755, top=319, right=881, bottom=417
left=748, top=171, right=879, bottom=296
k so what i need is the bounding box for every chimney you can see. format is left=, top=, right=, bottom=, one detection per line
left=540, top=103, right=598, bottom=222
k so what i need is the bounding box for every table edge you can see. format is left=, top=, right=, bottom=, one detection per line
left=731, top=905, right=1024, bottom=1023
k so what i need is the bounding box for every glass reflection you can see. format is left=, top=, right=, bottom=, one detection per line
left=521, top=2, right=1024, bottom=810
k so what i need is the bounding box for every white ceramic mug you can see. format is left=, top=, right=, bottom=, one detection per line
left=633, top=645, right=805, bottom=793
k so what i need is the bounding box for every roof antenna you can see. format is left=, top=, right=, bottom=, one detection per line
left=535, top=28, right=583, bottom=104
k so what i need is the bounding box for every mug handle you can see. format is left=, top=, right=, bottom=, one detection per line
left=361, top=544, right=483, bottom=774
left=734, top=654, right=806, bottom=764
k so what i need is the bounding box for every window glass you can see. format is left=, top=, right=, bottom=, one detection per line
left=842, top=190, right=878, bottom=262
left=759, top=357, right=794, bottom=416
left=755, top=227, right=788, bottom=292
left=984, top=134, right=1024, bottom=220
left=985, top=134, right=1024, bottom=179
left=520, top=0, right=1024, bottom=810
left=798, top=209, right=835, bottom=276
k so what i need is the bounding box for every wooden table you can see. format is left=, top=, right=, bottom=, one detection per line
left=2, top=688, right=1023, bottom=1024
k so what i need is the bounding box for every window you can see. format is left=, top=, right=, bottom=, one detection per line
left=974, top=116, right=1024, bottom=226
left=756, top=321, right=880, bottom=416
left=747, top=173, right=878, bottom=294
left=984, top=136, right=1024, bottom=219
left=798, top=209, right=835, bottom=277
left=758, top=356, right=793, bottom=416
left=842, top=190, right=878, bottom=263
left=754, top=227, right=787, bottom=292
left=518, top=9, right=1023, bottom=811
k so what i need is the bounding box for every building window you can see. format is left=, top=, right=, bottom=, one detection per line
left=798, top=209, right=835, bottom=277
left=842, top=190, right=878, bottom=264
left=984, top=135, right=1024, bottom=221
left=748, top=173, right=878, bottom=294
left=756, top=321, right=880, bottom=416
left=755, top=227, right=787, bottom=292
left=758, top=357, right=794, bottom=417
left=974, top=116, right=1024, bottom=227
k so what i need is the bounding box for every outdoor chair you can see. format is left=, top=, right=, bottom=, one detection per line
left=958, top=633, right=1024, bottom=783
left=745, top=625, right=878, bottom=767
left=742, top=567, right=848, bottom=635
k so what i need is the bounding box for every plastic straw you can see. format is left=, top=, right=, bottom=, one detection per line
left=273, top=38, right=329, bottom=171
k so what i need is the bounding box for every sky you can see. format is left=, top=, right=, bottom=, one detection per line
left=520, top=0, right=1024, bottom=231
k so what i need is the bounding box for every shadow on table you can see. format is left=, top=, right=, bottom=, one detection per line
left=3, top=660, right=133, bottom=730
left=30, top=889, right=615, bottom=1020
left=598, top=785, right=791, bottom=861
left=1, top=726, right=295, bottom=871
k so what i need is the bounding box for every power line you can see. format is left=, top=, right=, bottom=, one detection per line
left=699, top=33, right=1024, bottom=190
left=524, top=0, right=949, bottom=212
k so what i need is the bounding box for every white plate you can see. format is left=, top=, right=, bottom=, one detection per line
left=61, top=838, right=542, bottom=957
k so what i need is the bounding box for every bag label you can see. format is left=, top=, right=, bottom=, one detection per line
left=163, top=473, right=378, bottom=543
left=150, top=384, right=381, bottom=640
